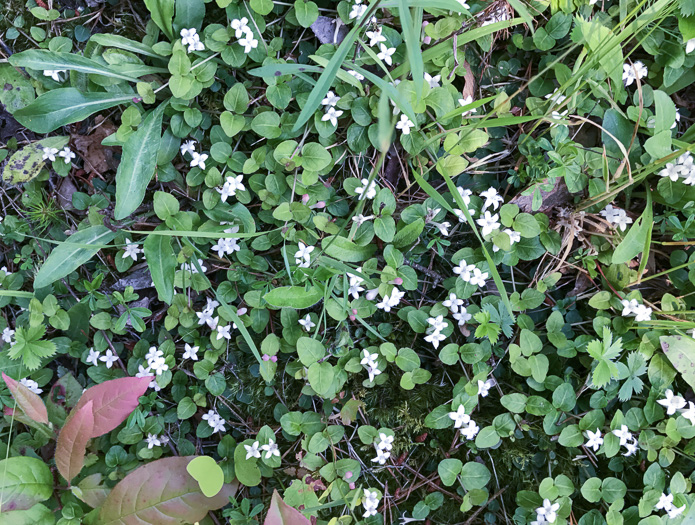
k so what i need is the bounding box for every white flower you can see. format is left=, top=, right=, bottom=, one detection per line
left=681, top=401, right=695, bottom=425
left=261, top=439, right=280, bottom=459
left=86, top=348, right=101, bottom=366
left=122, top=239, right=142, bottom=261
left=396, top=114, right=415, bottom=135
left=361, top=349, right=379, bottom=368
left=366, top=364, right=381, bottom=382
left=585, top=429, right=603, bottom=451
left=469, top=268, right=488, bottom=287
left=453, top=259, right=476, bottom=281
left=180, top=140, right=196, bottom=157
left=442, top=293, right=463, bottom=313
left=622, top=61, right=647, bottom=86
left=348, top=70, right=365, bottom=81
left=349, top=2, right=368, bottom=19
left=476, top=211, right=501, bottom=236
left=136, top=364, right=152, bottom=378
left=212, top=238, right=239, bottom=257
left=477, top=378, right=495, bottom=397
left=353, top=213, right=375, bottom=226
left=216, top=324, right=232, bottom=341
left=2, top=327, right=15, bottom=343
left=321, top=106, right=343, bottom=127
left=244, top=440, right=262, bottom=459
left=294, top=242, right=314, bottom=263
left=453, top=308, right=472, bottom=326
left=371, top=448, right=390, bottom=465
left=146, top=346, right=163, bottom=362
left=458, top=95, right=477, bottom=116
left=190, top=152, right=208, bottom=170
left=43, top=69, right=66, bottom=82
left=298, top=314, right=315, bottom=331
left=239, top=29, right=259, bottom=54
left=182, top=343, right=199, bottom=361
left=456, top=0, right=471, bottom=8
left=180, top=28, right=198, bottom=47
left=99, top=349, right=119, bottom=369
left=480, top=187, right=504, bottom=210
left=620, top=298, right=639, bottom=316
left=655, top=492, right=673, bottom=511
left=231, top=17, right=250, bottom=38
left=424, top=330, right=446, bottom=348
left=202, top=410, right=226, bottom=432
left=377, top=433, right=394, bottom=451
left=20, top=378, right=42, bottom=394
left=612, top=425, right=632, bottom=446
left=612, top=209, right=633, bottom=231
left=688, top=38, right=695, bottom=54
left=149, top=356, right=169, bottom=375
left=363, top=488, right=380, bottom=517
left=448, top=405, right=470, bottom=429
left=427, top=315, right=448, bottom=333
left=633, top=304, right=652, bottom=322
left=42, top=147, right=58, bottom=162
left=321, top=90, right=340, bottom=107
left=424, top=72, right=441, bottom=89
left=536, top=499, right=560, bottom=524
left=146, top=433, right=161, bottom=449
left=181, top=259, right=207, bottom=274
left=377, top=43, right=396, bottom=66
left=623, top=437, right=638, bottom=456
left=355, top=178, right=378, bottom=200
left=197, top=308, right=217, bottom=328
left=667, top=504, right=686, bottom=518
left=218, top=175, right=245, bottom=202
left=365, top=27, right=386, bottom=47
left=658, top=389, right=687, bottom=415
left=58, top=147, right=76, bottom=164
left=461, top=420, right=480, bottom=440
left=599, top=204, right=619, bottom=222
left=672, top=108, right=681, bottom=129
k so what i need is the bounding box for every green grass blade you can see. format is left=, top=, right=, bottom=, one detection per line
left=398, top=0, right=424, bottom=102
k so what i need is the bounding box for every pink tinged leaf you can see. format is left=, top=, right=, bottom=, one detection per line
left=264, top=490, right=312, bottom=525
left=0, top=456, right=53, bottom=511
left=99, top=456, right=238, bottom=525
left=55, top=400, right=94, bottom=484
left=73, top=376, right=153, bottom=438
left=72, top=473, right=110, bottom=508
left=2, top=372, right=49, bottom=424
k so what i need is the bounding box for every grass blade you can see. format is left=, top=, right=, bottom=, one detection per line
left=398, top=0, right=424, bottom=102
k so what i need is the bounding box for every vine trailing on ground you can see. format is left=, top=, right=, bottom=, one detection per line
left=1, top=0, right=695, bottom=524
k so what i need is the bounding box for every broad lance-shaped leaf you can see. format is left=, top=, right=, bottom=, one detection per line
left=13, top=88, right=133, bottom=135
left=55, top=400, right=94, bottom=484
left=72, top=376, right=153, bottom=438
left=661, top=335, right=695, bottom=390
left=10, top=49, right=141, bottom=82
left=33, top=225, right=116, bottom=289
left=99, top=456, right=237, bottom=524
left=114, top=102, right=168, bottom=220
left=612, top=189, right=652, bottom=265
left=264, top=490, right=311, bottom=525
left=264, top=286, right=323, bottom=309
left=0, top=456, right=53, bottom=511
left=1, top=503, right=54, bottom=524
left=2, top=372, right=48, bottom=424
left=144, top=231, right=176, bottom=304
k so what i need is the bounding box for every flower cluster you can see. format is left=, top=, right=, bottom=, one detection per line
left=321, top=90, right=343, bottom=127
left=86, top=347, right=119, bottom=369
left=659, top=152, right=695, bottom=185
left=362, top=489, right=380, bottom=518
left=180, top=28, right=204, bottom=53
left=622, top=60, right=648, bottom=86
left=360, top=349, right=382, bottom=383
left=371, top=432, right=394, bottom=465
left=620, top=298, right=652, bottom=322
left=42, top=146, right=75, bottom=164
left=448, top=404, right=480, bottom=440
left=231, top=18, right=258, bottom=54
left=535, top=498, right=560, bottom=524
left=600, top=205, right=633, bottom=232
left=655, top=492, right=686, bottom=518
left=202, top=409, right=226, bottom=433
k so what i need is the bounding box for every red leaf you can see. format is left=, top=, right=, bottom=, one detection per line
left=2, top=372, right=49, bottom=424
left=264, top=490, right=312, bottom=525
left=99, top=456, right=238, bottom=524
left=55, top=400, right=94, bottom=484
left=73, top=376, right=152, bottom=438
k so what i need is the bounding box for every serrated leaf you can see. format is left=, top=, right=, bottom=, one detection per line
left=55, top=400, right=94, bottom=484
left=99, top=456, right=237, bottom=524
left=1, top=372, right=48, bottom=424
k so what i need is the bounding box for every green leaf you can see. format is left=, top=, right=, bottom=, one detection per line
left=99, top=456, right=236, bottom=524
left=460, top=462, right=491, bottom=490
left=558, top=425, right=584, bottom=447
left=114, top=102, right=168, bottom=220
left=581, top=478, right=603, bottom=503
left=398, top=0, right=424, bottom=103
left=144, top=232, right=176, bottom=304
left=10, top=50, right=140, bottom=82
left=297, top=337, right=325, bottom=367
left=294, top=0, right=319, bottom=27
left=474, top=426, right=500, bottom=448
left=153, top=191, right=180, bottom=220
left=173, top=0, right=205, bottom=32
left=601, top=478, right=627, bottom=504
left=234, top=443, right=261, bottom=487
left=89, top=34, right=160, bottom=58
left=186, top=456, right=224, bottom=498
left=322, top=235, right=377, bottom=262
left=392, top=219, right=425, bottom=248
left=251, top=111, right=282, bottom=139
left=661, top=335, right=695, bottom=390
left=1, top=503, right=54, bottom=525
left=301, top=142, right=332, bottom=171
left=512, top=213, right=541, bottom=238
left=13, top=88, right=133, bottom=134
left=0, top=457, right=53, bottom=511
left=307, top=361, right=334, bottom=396
left=264, top=286, right=324, bottom=309
left=653, top=90, right=677, bottom=133
left=144, top=0, right=174, bottom=39
left=437, top=458, right=462, bottom=486
left=2, top=135, right=69, bottom=184
left=34, top=225, right=116, bottom=289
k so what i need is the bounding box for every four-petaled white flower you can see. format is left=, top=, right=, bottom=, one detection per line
left=231, top=17, right=250, bottom=38
left=443, top=293, right=463, bottom=313
left=261, top=439, right=280, bottom=459
left=182, top=343, right=199, bottom=361
left=622, top=61, right=648, bottom=87
left=218, top=174, right=245, bottom=202
left=480, top=187, right=504, bottom=210
left=239, top=31, right=259, bottom=54
left=355, top=178, right=378, bottom=200
left=294, top=242, right=314, bottom=265
left=322, top=106, right=343, bottom=127
left=477, top=378, right=495, bottom=397
left=469, top=268, right=488, bottom=287
left=396, top=114, right=415, bottom=135
left=2, top=327, right=15, bottom=343
left=585, top=429, right=603, bottom=451
left=365, top=27, right=386, bottom=47
left=424, top=72, right=441, bottom=89
left=536, top=499, right=560, bottom=524
left=349, top=0, right=368, bottom=20
left=612, top=424, right=632, bottom=446
left=453, top=308, right=472, bottom=326
left=180, top=28, right=205, bottom=53
left=458, top=95, right=477, bottom=117
left=321, top=91, right=340, bottom=107
left=244, top=440, right=262, bottom=459
left=86, top=348, right=100, bottom=366
left=371, top=448, right=389, bottom=465
left=122, top=239, right=143, bottom=261
left=377, top=43, right=396, bottom=66
left=298, top=314, right=315, bottom=331
left=20, top=378, right=42, bottom=394
left=44, top=69, right=66, bottom=82
left=190, top=152, right=208, bottom=170
left=58, top=147, right=76, bottom=164
left=681, top=401, right=695, bottom=425
left=42, top=147, right=58, bottom=162
left=146, top=433, right=161, bottom=449
left=362, top=488, right=380, bottom=518
left=658, top=389, right=687, bottom=415
left=180, top=140, right=196, bottom=156
left=216, top=324, right=232, bottom=341
left=448, top=405, right=470, bottom=429
left=476, top=211, right=501, bottom=237
left=99, top=349, right=119, bottom=369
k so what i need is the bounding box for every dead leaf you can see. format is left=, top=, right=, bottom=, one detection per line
left=71, top=116, right=117, bottom=175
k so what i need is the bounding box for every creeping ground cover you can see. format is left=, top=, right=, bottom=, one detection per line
left=6, top=0, right=695, bottom=524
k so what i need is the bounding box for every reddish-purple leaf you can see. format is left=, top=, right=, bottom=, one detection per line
left=56, top=400, right=94, bottom=484
left=264, top=490, right=312, bottom=525
left=2, top=372, right=49, bottom=424
left=73, top=376, right=153, bottom=438
left=99, top=456, right=238, bottom=524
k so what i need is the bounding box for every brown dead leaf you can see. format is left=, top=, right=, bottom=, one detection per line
left=71, top=116, right=117, bottom=175
left=461, top=61, right=476, bottom=100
